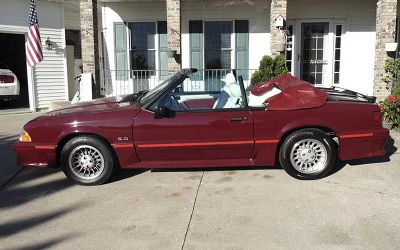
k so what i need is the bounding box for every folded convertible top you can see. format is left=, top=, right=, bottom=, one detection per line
left=250, top=74, right=328, bottom=110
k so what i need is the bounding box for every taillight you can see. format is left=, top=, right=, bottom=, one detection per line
left=374, top=111, right=383, bottom=127
left=0, top=75, right=14, bottom=83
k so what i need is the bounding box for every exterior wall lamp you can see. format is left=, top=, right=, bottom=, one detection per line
left=45, top=37, right=53, bottom=50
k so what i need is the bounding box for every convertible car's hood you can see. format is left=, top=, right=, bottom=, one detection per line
left=44, top=96, right=125, bottom=117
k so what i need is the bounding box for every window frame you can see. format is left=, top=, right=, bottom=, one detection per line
left=127, top=21, right=159, bottom=72
left=333, top=23, right=343, bottom=84
left=203, top=20, right=235, bottom=70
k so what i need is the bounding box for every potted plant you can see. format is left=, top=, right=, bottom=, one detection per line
left=380, top=95, right=400, bottom=130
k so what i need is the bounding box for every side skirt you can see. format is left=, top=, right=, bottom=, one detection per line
left=121, top=158, right=255, bottom=169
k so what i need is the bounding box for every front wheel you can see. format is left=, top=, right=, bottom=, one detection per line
left=279, top=129, right=337, bottom=180
left=61, top=136, right=114, bottom=185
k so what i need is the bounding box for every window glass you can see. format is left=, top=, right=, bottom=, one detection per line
left=333, top=24, right=342, bottom=84
left=285, top=25, right=294, bottom=72
left=204, top=21, right=233, bottom=69
left=129, top=22, right=156, bottom=70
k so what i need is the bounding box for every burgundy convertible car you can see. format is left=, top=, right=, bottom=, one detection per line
left=14, top=69, right=389, bottom=185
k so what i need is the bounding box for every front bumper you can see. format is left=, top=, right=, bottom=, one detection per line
left=13, top=141, right=57, bottom=168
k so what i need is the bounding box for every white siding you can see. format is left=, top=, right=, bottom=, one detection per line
left=288, top=0, right=377, bottom=95
left=0, top=0, right=67, bottom=110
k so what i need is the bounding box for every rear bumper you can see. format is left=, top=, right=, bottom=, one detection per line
left=339, top=128, right=389, bottom=161
left=0, top=84, right=19, bottom=96
left=370, top=128, right=390, bottom=157
left=13, top=141, right=57, bottom=168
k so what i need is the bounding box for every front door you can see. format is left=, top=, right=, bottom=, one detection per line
left=299, top=22, right=331, bottom=86
left=133, top=109, right=254, bottom=162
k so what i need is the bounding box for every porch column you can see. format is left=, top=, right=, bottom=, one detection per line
left=166, top=0, right=181, bottom=72
left=80, top=0, right=100, bottom=97
left=374, top=0, right=398, bottom=100
left=270, top=0, right=288, bottom=56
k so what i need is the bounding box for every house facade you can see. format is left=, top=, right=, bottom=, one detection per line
left=0, top=0, right=398, bottom=112
left=89, top=0, right=400, bottom=100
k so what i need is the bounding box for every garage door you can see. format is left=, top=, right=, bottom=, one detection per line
left=0, top=33, right=29, bottom=110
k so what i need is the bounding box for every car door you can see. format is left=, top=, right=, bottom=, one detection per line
left=133, top=109, right=254, bottom=162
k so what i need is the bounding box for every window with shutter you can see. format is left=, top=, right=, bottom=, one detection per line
left=158, top=21, right=169, bottom=79
left=114, top=22, right=128, bottom=80
left=235, top=20, right=249, bottom=80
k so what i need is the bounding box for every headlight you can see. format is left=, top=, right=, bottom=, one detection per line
left=19, top=130, right=32, bottom=142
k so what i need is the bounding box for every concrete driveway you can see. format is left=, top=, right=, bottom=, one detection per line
left=0, top=113, right=399, bottom=250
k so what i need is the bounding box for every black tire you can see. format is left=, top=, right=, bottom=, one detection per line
left=279, top=128, right=337, bottom=180
left=61, top=136, right=114, bottom=185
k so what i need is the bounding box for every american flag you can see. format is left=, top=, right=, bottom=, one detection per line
left=26, top=0, right=43, bottom=67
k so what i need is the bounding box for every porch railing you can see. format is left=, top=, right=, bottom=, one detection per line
left=100, top=69, right=257, bottom=96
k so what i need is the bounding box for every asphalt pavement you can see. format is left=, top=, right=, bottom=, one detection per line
left=0, top=112, right=399, bottom=250
left=0, top=112, right=42, bottom=187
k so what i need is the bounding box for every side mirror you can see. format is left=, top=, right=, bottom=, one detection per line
left=154, top=106, right=175, bottom=119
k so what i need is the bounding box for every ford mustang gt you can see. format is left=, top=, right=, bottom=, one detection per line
left=13, top=69, right=389, bottom=185
left=0, top=62, right=20, bottom=102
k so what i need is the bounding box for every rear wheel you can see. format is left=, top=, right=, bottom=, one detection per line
left=279, top=128, right=337, bottom=180
left=61, top=136, right=114, bottom=185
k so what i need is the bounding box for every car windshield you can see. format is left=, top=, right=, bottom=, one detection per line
left=139, top=73, right=182, bottom=106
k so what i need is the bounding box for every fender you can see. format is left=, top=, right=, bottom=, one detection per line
left=56, top=126, right=113, bottom=144
left=56, top=125, right=140, bottom=168
left=278, top=118, right=339, bottom=139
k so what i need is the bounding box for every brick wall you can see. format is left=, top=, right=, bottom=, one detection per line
left=374, top=0, right=398, bottom=100
left=167, top=0, right=181, bottom=72
left=270, top=0, right=287, bottom=56
left=80, top=0, right=100, bottom=96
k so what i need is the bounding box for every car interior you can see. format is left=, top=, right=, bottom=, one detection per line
left=152, top=72, right=282, bottom=112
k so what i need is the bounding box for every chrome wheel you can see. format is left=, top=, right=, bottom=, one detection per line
left=68, top=145, right=105, bottom=180
left=289, top=139, right=327, bottom=174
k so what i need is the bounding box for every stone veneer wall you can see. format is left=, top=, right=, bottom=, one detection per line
left=167, top=0, right=181, bottom=72
left=270, top=0, right=287, bottom=56
left=374, top=0, right=398, bottom=100
left=80, top=0, right=100, bottom=96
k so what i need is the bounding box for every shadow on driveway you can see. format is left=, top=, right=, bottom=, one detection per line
left=0, top=169, right=73, bottom=209
left=0, top=134, right=21, bottom=186
left=12, top=234, right=78, bottom=250
left=0, top=203, right=85, bottom=238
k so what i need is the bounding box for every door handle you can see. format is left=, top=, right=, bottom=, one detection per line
left=230, top=117, right=248, bottom=122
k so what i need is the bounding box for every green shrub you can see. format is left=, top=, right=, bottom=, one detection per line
left=383, top=58, right=400, bottom=97
left=250, top=55, right=288, bottom=87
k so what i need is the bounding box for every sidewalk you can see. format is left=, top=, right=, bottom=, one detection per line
left=0, top=112, right=42, bottom=186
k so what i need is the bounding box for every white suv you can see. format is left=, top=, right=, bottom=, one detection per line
left=0, top=63, right=20, bottom=101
